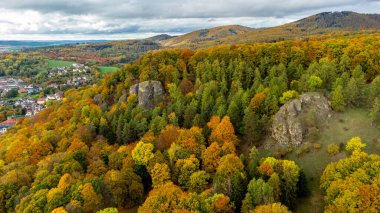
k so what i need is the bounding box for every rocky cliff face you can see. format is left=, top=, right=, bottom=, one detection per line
left=129, top=80, right=165, bottom=109
left=271, top=93, right=332, bottom=146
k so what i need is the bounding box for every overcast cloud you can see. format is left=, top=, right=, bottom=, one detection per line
left=1, top=0, right=380, bottom=40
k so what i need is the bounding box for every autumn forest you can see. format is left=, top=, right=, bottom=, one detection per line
left=0, top=10, right=380, bottom=213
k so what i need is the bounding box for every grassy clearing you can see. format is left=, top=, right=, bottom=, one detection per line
left=255, top=108, right=379, bottom=213
left=45, top=59, right=76, bottom=69
left=98, top=66, right=119, bottom=73
left=44, top=59, right=119, bottom=73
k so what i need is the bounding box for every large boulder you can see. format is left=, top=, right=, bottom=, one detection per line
left=271, top=92, right=332, bottom=146
left=129, top=80, right=165, bottom=109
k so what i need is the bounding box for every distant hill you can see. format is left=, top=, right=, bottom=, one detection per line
left=0, top=40, right=108, bottom=49
left=295, top=11, right=380, bottom=30
left=162, top=11, right=380, bottom=48
left=27, top=11, right=380, bottom=65
left=146, top=34, right=176, bottom=42
left=161, top=25, right=252, bottom=47
left=33, top=40, right=160, bottom=66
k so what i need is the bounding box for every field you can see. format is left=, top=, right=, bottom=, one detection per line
left=256, top=108, right=380, bottom=213
left=45, top=59, right=76, bottom=69
left=98, top=66, right=119, bottom=73
left=44, top=59, right=119, bottom=73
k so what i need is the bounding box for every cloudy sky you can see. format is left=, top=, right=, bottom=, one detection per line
left=1, top=0, right=380, bottom=40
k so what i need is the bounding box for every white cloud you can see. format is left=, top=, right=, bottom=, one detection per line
left=0, top=0, right=379, bottom=40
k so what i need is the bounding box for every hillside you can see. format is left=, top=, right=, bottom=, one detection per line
left=164, top=11, right=380, bottom=48
left=0, top=32, right=379, bottom=212
left=29, top=11, right=380, bottom=64
left=145, top=34, right=176, bottom=42
left=161, top=25, right=252, bottom=47
left=295, top=11, right=380, bottom=30
left=33, top=39, right=160, bottom=66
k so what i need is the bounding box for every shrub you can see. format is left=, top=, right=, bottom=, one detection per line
left=296, top=145, right=310, bottom=157
left=295, top=149, right=303, bottom=157
left=97, top=208, right=118, bottom=213
left=312, top=143, right=321, bottom=150
left=308, top=75, right=323, bottom=91
left=275, top=148, right=287, bottom=159
left=286, top=147, right=293, bottom=153
left=279, top=90, right=299, bottom=104
left=327, top=144, right=340, bottom=156
left=345, top=137, right=366, bottom=154
left=301, top=145, right=310, bottom=154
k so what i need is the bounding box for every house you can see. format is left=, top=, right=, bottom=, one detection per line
left=55, top=92, right=64, bottom=100
left=25, top=85, right=39, bottom=94
left=0, top=126, right=9, bottom=134
left=47, top=94, right=56, bottom=100
left=34, top=105, right=43, bottom=113
left=37, top=98, right=46, bottom=105
left=5, top=85, right=19, bottom=89
left=0, top=119, right=16, bottom=134
left=26, top=110, right=33, bottom=117
left=27, top=99, right=36, bottom=104
left=49, top=83, right=59, bottom=89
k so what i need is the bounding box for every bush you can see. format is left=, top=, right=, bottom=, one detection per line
left=295, top=149, right=303, bottom=157
left=301, top=145, right=310, bottom=154
left=308, top=75, right=323, bottom=91
left=286, top=147, right=293, bottom=153
left=97, top=208, right=118, bottom=213
left=327, top=144, right=340, bottom=156
left=275, top=148, right=287, bottom=159
left=279, top=90, right=299, bottom=104
left=295, top=145, right=310, bottom=157
left=312, top=143, right=321, bottom=150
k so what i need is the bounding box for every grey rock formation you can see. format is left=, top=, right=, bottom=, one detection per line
left=271, top=92, right=332, bottom=146
left=129, top=80, right=165, bottom=109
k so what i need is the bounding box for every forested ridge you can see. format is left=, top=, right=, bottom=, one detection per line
left=0, top=32, right=379, bottom=212
left=162, top=11, right=380, bottom=48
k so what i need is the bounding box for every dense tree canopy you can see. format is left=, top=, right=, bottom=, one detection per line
left=321, top=138, right=380, bottom=212
left=0, top=32, right=379, bottom=212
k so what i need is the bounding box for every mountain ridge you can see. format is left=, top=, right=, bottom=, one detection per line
left=162, top=11, right=380, bottom=48
left=26, top=11, right=380, bottom=66
left=161, top=25, right=252, bottom=47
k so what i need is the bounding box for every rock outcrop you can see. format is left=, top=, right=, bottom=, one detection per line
left=271, top=93, right=332, bottom=146
left=129, top=80, right=165, bottom=109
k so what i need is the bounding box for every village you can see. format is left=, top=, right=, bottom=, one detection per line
left=0, top=63, right=95, bottom=134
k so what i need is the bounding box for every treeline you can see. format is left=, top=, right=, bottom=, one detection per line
left=0, top=33, right=379, bottom=212
left=0, top=53, right=47, bottom=78
left=103, top=35, right=379, bottom=145
left=35, top=40, right=161, bottom=66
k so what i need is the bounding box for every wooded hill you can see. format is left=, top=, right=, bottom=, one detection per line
left=0, top=31, right=379, bottom=212
left=32, top=11, right=380, bottom=66
left=162, top=11, right=380, bottom=47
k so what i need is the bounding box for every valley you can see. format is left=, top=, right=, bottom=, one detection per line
left=0, top=54, right=118, bottom=129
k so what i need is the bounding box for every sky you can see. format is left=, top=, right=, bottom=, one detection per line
left=1, top=0, right=380, bottom=40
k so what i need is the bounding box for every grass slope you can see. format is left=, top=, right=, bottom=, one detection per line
left=162, top=25, right=252, bottom=47
left=256, top=108, right=380, bottom=213
left=45, top=59, right=76, bottom=69
left=162, top=12, right=380, bottom=48
left=98, top=66, right=119, bottom=73
left=45, top=59, right=118, bottom=73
